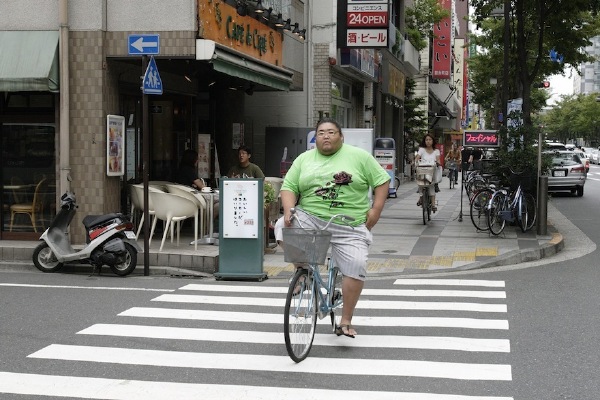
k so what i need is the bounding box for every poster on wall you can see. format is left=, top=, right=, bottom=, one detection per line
left=197, top=134, right=211, bottom=179
left=232, top=123, right=244, bottom=149
left=106, top=115, right=125, bottom=176
left=222, top=179, right=259, bottom=238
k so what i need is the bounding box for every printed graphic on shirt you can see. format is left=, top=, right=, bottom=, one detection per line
left=314, top=171, right=353, bottom=209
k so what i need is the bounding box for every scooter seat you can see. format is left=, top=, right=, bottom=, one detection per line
left=83, top=213, right=123, bottom=231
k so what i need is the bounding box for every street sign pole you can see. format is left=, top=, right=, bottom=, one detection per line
left=142, top=55, right=150, bottom=276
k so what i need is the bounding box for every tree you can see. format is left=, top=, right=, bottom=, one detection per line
left=403, top=78, right=428, bottom=160
left=470, top=0, right=600, bottom=127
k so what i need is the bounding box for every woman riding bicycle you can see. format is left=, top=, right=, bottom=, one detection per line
left=445, top=142, right=461, bottom=185
left=280, top=117, right=390, bottom=338
left=416, top=133, right=441, bottom=212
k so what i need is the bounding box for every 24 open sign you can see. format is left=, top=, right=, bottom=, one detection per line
left=463, top=130, right=499, bottom=147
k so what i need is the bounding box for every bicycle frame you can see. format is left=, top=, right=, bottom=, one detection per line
left=301, top=259, right=343, bottom=319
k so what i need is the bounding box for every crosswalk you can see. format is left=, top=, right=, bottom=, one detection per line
left=0, top=278, right=514, bottom=399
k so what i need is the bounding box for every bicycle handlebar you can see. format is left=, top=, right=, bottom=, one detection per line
left=289, top=207, right=355, bottom=230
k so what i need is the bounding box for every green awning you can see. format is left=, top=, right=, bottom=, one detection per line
left=0, top=31, right=60, bottom=92
left=211, top=48, right=292, bottom=91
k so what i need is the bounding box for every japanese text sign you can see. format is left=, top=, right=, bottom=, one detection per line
left=463, top=130, right=499, bottom=147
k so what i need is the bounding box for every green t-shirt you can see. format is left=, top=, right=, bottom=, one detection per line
left=281, top=144, right=390, bottom=225
left=228, top=163, right=265, bottom=179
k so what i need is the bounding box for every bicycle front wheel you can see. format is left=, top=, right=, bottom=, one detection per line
left=284, top=268, right=317, bottom=363
left=470, top=188, right=492, bottom=231
left=329, top=266, right=343, bottom=332
left=488, top=193, right=507, bottom=236
left=517, top=192, right=528, bottom=233
left=422, top=189, right=429, bottom=225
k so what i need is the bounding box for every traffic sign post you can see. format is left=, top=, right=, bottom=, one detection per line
left=127, top=32, right=162, bottom=275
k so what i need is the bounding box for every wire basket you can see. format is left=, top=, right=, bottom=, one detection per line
left=282, top=228, right=332, bottom=265
left=416, top=165, right=435, bottom=186
left=509, top=173, right=535, bottom=192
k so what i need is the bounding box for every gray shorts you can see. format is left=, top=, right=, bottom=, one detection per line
left=290, top=209, right=372, bottom=281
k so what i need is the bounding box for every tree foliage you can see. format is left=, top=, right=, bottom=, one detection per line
left=405, top=0, right=449, bottom=51
left=469, top=0, right=600, bottom=127
left=403, top=78, right=428, bottom=161
left=540, top=93, right=600, bottom=145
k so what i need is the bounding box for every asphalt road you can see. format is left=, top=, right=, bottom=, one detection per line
left=0, top=165, right=598, bottom=399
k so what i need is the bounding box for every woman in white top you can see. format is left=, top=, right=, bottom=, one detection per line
left=416, top=133, right=441, bottom=212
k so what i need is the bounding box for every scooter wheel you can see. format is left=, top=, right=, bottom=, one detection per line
left=110, top=243, right=137, bottom=276
left=32, top=242, right=63, bottom=273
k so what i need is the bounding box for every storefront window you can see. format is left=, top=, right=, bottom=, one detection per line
left=331, top=78, right=352, bottom=127
left=1, top=123, right=56, bottom=234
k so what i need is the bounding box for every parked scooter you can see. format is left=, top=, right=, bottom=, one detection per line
left=32, top=192, right=141, bottom=276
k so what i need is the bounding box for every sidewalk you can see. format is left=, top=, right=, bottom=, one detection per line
left=263, top=176, right=564, bottom=278
left=0, top=176, right=563, bottom=278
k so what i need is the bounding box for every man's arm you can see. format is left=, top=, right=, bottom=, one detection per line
left=366, top=182, right=389, bottom=230
left=280, top=189, right=298, bottom=226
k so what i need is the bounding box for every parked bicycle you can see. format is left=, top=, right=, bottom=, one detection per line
left=282, top=208, right=355, bottom=363
left=487, top=170, right=537, bottom=235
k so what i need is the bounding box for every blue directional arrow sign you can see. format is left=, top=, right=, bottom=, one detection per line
left=128, top=34, right=160, bottom=55
left=142, top=56, right=163, bottom=95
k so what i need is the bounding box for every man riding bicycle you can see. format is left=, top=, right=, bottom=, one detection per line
left=280, top=118, right=390, bottom=338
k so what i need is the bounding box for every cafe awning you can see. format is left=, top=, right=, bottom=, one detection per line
left=0, top=31, right=60, bottom=92
left=196, top=39, right=292, bottom=91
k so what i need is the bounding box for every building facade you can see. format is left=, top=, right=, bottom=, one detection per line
left=0, top=0, right=420, bottom=242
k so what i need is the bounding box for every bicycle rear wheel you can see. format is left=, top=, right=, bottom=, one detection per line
left=284, top=268, right=317, bottom=363
left=329, top=266, right=343, bottom=332
left=488, top=193, right=507, bottom=236
left=470, top=188, right=492, bottom=231
left=524, top=193, right=537, bottom=231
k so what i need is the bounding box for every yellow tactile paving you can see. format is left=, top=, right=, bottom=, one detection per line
left=476, top=247, right=498, bottom=256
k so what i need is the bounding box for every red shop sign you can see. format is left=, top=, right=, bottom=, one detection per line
left=463, top=130, right=499, bottom=147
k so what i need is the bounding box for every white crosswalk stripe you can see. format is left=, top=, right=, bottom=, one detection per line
left=0, top=279, right=514, bottom=399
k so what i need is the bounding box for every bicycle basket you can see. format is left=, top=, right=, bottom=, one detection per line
left=509, top=173, right=535, bottom=192
left=282, top=228, right=332, bottom=264
left=416, top=165, right=435, bottom=186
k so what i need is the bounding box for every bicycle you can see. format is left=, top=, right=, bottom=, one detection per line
left=282, top=208, right=355, bottom=363
left=486, top=170, right=535, bottom=235
left=416, top=163, right=435, bottom=225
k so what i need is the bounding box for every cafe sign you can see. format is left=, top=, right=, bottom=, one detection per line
left=198, top=0, right=283, bottom=66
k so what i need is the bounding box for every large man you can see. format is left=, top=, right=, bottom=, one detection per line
left=280, top=117, right=390, bottom=338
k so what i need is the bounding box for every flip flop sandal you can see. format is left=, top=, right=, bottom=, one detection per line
left=335, top=324, right=356, bottom=338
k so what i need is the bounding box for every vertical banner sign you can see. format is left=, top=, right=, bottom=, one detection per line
left=432, top=0, right=452, bottom=79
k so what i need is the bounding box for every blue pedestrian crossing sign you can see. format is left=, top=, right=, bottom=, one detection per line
left=142, top=56, right=163, bottom=95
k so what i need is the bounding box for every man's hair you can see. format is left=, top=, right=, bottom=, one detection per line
left=238, top=145, right=252, bottom=155
left=316, top=117, right=343, bottom=134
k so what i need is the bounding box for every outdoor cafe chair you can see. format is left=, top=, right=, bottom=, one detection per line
left=148, top=191, right=198, bottom=252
